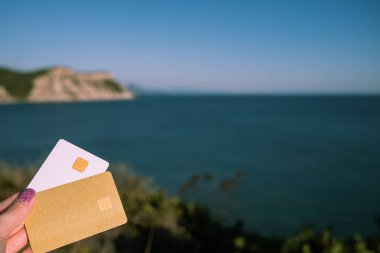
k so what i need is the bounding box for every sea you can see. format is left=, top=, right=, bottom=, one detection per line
left=0, top=95, right=379, bottom=237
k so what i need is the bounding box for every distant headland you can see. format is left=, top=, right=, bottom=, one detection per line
left=0, top=66, right=134, bottom=103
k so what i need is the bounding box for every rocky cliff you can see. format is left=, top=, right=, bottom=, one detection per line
left=0, top=66, right=134, bottom=103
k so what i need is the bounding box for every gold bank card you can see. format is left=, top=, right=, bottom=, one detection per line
left=25, top=172, right=127, bottom=253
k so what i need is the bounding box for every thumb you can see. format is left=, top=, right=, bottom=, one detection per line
left=0, top=188, right=35, bottom=239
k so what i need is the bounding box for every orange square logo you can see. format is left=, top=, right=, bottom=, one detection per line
left=72, top=157, right=89, bottom=173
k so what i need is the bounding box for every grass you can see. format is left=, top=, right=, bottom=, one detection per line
left=0, top=162, right=379, bottom=253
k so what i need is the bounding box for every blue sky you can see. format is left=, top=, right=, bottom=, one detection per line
left=0, top=0, right=379, bottom=93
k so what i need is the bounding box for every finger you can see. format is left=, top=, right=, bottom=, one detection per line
left=0, top=188, right=35, bottom=239
left=0, top=193, right=18, bottom=213
left=22, top=247, right=33, bottom=253
left=6, top=228, right=28, bottom=253
left=9, top=224, right=24, bottom=238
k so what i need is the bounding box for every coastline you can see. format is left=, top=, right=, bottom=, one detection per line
left=0, top=93, right=136, bottom=106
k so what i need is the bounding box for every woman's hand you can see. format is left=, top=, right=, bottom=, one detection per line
left=0, top=189, right=36, bottom=253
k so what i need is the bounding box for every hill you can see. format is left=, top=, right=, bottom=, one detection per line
left=0, top=66, right=134, bottom=103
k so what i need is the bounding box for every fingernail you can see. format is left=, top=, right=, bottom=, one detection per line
left=18, top=188, right=36, bottom=204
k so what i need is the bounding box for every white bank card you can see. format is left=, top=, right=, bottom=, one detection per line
left=28, top=139, right=109, bottom=192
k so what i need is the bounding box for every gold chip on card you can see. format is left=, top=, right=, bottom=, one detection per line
left=72, top=157, right=89, bottom=172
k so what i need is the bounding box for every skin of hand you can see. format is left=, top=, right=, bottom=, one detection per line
left=0, top=189, right=36, bottom=253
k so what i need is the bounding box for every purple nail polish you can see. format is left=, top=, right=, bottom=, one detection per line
left=18, top=188, right=36, bottom=204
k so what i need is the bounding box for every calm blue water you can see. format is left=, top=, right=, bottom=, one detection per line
left=1, top=96, right=380, bottom=237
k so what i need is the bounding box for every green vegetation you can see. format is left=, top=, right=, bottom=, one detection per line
left=0, top=67, right=48, bottom=98
left=0, top=162, right=379, bottom=253
left=103, top=79, right=124, bottom=92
